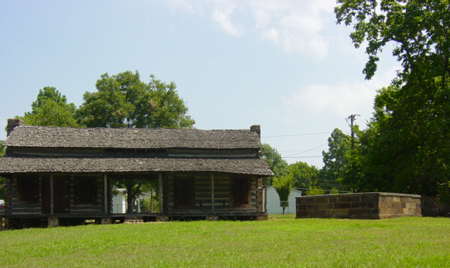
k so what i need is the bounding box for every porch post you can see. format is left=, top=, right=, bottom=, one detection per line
left=211, top=173, right=215, bottom=214
left=264, top=177, right=268, bottom=213
left=103, top=174, right=108, bottom=214
left=50, top=174, right=54, bottom=215
left=159, top=173, right=163, bottom=214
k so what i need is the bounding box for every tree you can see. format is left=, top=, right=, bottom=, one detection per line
left=21, top=87, right=79, bottom=127
left=77, top=71, right=195, bottom=212
left=77, top=71, right=195, bottom=128
left=114, top=178, right=157, bottom=214
left=335, top=1, right=450, bottom=197
left=321, top=128, right=351, bottom=184
left=287, top=161, right=321, bottom=189
left=261, top=143, right=288, bottom=179
left=272, top=174, right=294, bottom=214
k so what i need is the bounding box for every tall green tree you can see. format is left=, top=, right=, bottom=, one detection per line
left=261, top=143, right=289, bottom=179
left=287, top=161, right=321, bottom=189
left=77, top=71, right=195, bottom=128
left=335, top=0, right=450, bottom=197
left=321, top=128, right=351, bottom=184
left=21, top=87, right=79, bottom=127
left=272, top=174, right=294, bottom=214
left=77, top=71, right=195, bottom=213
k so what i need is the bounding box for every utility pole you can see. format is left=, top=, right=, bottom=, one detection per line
left=346, top=114, right=360, bottom=188
left=347, top=114, right=360, bottom=150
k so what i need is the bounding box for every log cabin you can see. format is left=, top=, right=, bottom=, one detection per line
left=0, top=119, right=273, bottom=229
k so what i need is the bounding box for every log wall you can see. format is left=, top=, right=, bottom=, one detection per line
left=167, top=175, right=259, bottom=213
left=7, top=175, right=105, bottom=216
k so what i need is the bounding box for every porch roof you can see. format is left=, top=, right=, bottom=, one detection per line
left=0, top=157, right=274, bottom=176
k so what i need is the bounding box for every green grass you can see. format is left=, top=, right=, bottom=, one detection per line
left=1, top=215, right=449, bottom=267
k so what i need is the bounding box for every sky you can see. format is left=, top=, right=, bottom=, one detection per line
left=0, top=0, right=400, bottom=168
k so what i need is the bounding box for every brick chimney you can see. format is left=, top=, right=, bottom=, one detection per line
left=250, top=125, right=261, bottom=139
left=7, top=118, right=23, bottom=136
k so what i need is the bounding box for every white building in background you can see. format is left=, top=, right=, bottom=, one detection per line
left=112, top=188, right=127, bottom=214
left=263, top=186, right=302, bottom=214
left=112, top=188, right=157, bottom=214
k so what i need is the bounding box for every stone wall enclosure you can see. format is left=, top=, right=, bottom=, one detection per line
left=296, top=192, right=421, bottom=219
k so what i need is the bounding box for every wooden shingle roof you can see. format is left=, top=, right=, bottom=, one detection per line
left=0, top=157, right=273, bottom=176
left=4, top=125, right=262, bottom=149
left=0, top=124, right=274, bottom=177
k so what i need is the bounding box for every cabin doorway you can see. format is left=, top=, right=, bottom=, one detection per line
left=174, top=177, right=195, bottom=209
left=41, top=175, right=70, bottom=214
left=232, top=178, right=250, bottom=207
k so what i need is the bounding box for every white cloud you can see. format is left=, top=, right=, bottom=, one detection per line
left=211, top=4, right=245, bottom=36
left=282, top=69, right=397, bottom=122
left=165, top=0, right=336, bottom=59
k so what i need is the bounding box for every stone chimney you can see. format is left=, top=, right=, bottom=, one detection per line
left=250, top=125, right=261, bottom=139
left=7, top=118, right=23, bottom=136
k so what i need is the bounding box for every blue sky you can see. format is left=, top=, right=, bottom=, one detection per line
left=0, top=0, right=399, bottom=168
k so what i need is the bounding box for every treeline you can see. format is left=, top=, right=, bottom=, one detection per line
left=264, top=0, right=450, bottom=206
left=18, top=71, right=194, bottom=129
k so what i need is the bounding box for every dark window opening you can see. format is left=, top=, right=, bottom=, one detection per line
left=16, top=176, right=39, bottom=204
left=75, top=176, right=98, bottom=205
left=232, top=178, right=250, bottom=207
left=174, top=177, right=195, bottom=209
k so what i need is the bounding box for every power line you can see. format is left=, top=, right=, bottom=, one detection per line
left=262, top=132, right=330, bottom=138
left=283, top=156, right=322, bottom=158
left=284, top=143, right=327, bottom=158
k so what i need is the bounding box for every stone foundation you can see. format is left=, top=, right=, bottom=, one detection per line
left=101, top=218, right=112, bottom=224
left=48, top=217, right=59, bottom=227
left=296, top=192, right=421, bottom=219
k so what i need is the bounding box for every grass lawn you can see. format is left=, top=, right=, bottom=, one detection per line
left=0, top=215, right=449, bottom=267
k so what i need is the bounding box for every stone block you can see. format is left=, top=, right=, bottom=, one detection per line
left=360, top=194, right=377, bottom=202
left=349, top=208, right=368, bottom=215
left=156, top=216, right=169, bottom=222
left=257, top=215, right=268, bottom=221
left=334, top=202, right=351, bottom=209
left=314, top=196, right=329, bottom=204
left=318, top=203, right=333, bottom=210
left=309, top=210, right=327, bottom=217
left=329, top=196, right=338, bottom=203
left=338, top=195, right=361, bottom=203
left=333, top=209, right=349, bottom=216
left=307, top=204, right=319, bottom=210
left=101, top=218, right=112, bottom=224
left=297, top=197, right=314, bottom=205
left=351, top=202, right=365, bottom=208
left=48, top=217, right=59, bottom=228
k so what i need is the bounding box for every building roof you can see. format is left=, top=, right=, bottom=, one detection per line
left=0, top=124, right=274, bottom=177
left=0, top=157, right=272, bottom=176
left=4, top=125, right=262, bottom=149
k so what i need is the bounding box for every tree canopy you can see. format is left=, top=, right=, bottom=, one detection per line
left=76, top=71, right=195, bottom=129
left=287, top=161, right=321, bottom=189
left=261, top=143, right=288, bottom=179
left=335, top=0, right=450, bottom=198
left=21, top=87, right=79, bottom=127
left=322, top=128, right=351, bottom=184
